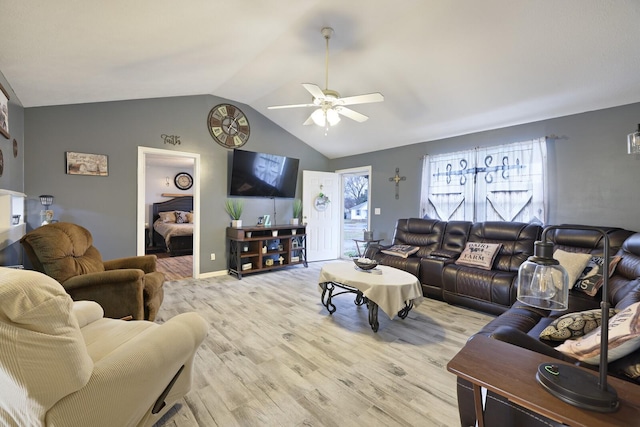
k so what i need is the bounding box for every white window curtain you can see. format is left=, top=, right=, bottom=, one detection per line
left=420, top=138, right=547, bottom=224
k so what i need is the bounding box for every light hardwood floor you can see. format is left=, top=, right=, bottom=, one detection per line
left=154, top=261, right=494, bottom=427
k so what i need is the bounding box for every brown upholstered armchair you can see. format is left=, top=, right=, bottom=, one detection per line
left=20, top=222, right=164, bottom=321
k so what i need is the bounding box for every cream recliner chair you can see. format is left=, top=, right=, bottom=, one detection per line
left=0, top=267, right=208, bottom=427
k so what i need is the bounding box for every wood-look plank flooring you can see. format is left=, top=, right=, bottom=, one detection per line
left=156, top=255, right=193, bottom=280
left=153, top=261, right=495, bottom=427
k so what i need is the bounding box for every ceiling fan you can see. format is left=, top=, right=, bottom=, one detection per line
left=268, top=27, right=384, bottom=130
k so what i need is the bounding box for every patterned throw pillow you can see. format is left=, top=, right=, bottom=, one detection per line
left=175, top=211, right=188, bottom=224
left=556, top=302, right=640, bottom=365
left=573, top=255, right=623, bottom=297
left=539, top=308, right=618, bottom=341
left=454, top=242, right=502, bottom=270
left=380, top=245, right=420, bottom=258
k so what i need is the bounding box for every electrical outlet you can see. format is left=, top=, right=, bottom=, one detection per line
left=210, top=253, right=215, bottom=261
left=374, top=208, right=381, bottom=215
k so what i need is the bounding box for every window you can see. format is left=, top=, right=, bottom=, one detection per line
left=420, top=138, right=547, bottom=224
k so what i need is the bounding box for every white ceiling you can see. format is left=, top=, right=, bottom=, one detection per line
left=2, top=1, right=640, bottom=159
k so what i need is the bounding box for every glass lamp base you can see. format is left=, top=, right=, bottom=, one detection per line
left=536, top=363, right=619, bottom=413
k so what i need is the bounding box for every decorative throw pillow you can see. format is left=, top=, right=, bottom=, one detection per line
left=175, top=211, right=188, bottom=224
left=158, top=211, right=176, bottom=223
left=553, top=249, right=592, bottom=287
left=186, top=212, right=194, bottom=224
left=539, top=308, right=618, bottom=341
left=380, top=245, right=420, bottom=258
left=555, top=301, right=640, bottom=365
left=454, top=242, right=502, bottom=270
left=573, top=255, right=623, bottom=297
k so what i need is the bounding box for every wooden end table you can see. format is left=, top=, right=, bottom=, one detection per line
left=447, top=334, right=640, bottom=427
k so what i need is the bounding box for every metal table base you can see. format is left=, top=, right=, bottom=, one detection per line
left=320, top=281, right=413, bottom=332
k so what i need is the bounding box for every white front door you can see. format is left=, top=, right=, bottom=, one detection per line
left=303, top=170, right=340, bottom=262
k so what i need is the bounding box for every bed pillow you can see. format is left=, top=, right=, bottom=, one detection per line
left=573, top=255, right=623, bottom=297
left=175, top=211, right=188, bottom=224
left=555, top=301, right=640, bottom=365
left=158, top=211, right=176, bottom=223
left=553, top=249, right=592, bottom=287
left=539, top=308, right=618, bottom=341
left=455, top=242, right=502, bottom=270
left=380, top=245, right=420, bottom=258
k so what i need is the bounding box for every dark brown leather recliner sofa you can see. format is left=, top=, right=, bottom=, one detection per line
left=366, top=218, right=543, bottom=315
left=457, top=229, right=640, bottom=426
left=368, top=218, right=640, bottom=426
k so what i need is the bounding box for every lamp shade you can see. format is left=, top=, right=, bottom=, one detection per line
left=39, top=195, right=54, bottom=207
left=516, top=241, right=569, bottom=310
left=311, top=108, right=341, bottom=127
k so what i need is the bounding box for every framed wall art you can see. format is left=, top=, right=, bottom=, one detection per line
left=0, top=83, right=9, bottom=139
left=65, top=151, right=109, bottom=176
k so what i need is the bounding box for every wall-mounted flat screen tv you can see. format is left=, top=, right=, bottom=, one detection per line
left=229, top=149, right=300, bottom=198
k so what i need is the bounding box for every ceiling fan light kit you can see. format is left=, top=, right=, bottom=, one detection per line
left=268, top=27, right=383, bottom=132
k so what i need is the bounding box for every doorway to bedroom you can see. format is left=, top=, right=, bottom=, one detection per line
left=137, top=147, right=201, bottom=280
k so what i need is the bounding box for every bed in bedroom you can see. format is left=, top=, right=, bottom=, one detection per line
left=151, top=196, right=193, bottom=257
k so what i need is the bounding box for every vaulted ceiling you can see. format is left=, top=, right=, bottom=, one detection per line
left=1, top=1, right=640, bottom=158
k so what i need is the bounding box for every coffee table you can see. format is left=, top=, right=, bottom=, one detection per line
left=318, top=261, right=423, bottom=332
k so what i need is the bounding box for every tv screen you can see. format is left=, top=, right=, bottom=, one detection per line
left=229, top=149, right=300, bottom=198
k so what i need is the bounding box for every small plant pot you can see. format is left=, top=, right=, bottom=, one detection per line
left=231, top=219, right=242, bottom=228
left=272, top=230, right=278, bottom=237
left=290, top=218, right=299, bottom=225
left=291, top=229, right=297, bottom=235
left=246, top=231, right=252, bottom=238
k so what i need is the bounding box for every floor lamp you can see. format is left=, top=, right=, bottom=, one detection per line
left=516, top=225, right=619, bottom=413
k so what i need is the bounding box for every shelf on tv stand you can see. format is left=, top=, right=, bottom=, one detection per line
left=226, top=224, right=308, bottom=279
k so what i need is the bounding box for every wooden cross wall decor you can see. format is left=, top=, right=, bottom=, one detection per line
left=389, top=167, right=406, bottom=199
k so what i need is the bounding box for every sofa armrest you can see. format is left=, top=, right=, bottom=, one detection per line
left=485, top=326, right=579, bottom=363
left=72, top=301, right=104, bottom=327
left=47, top=313, right=209, bottom=427
left=363, top=243, right=390, bottom=259
left=104, top=255, right=158, bottom=274
left=63, top=270, right=145, bottom=320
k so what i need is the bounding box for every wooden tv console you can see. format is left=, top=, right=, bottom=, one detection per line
left=226, top=224, right=308, bottom=279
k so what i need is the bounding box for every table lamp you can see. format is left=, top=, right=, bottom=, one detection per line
left=516, top=225, right=618, bottom=413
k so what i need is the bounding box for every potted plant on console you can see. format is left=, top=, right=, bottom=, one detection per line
left=291, top=198, right=302, bottom=225
left=225, top=199, right=244, bottom=228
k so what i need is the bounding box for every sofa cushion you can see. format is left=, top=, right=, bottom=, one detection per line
left=20, top=222, right=105, bottom=284
left=455, top=242, right=502, bottom=270
left=539, top=308, right=618, bottom=342
left=555, top=301, right=640, bottom=364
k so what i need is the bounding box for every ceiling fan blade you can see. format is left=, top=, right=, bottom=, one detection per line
left=268, top=103, right=316, bottom=110
left=338, top=92, right=384, bottom=106
left=302, top=83, right=326, bottom=100
left=335, top=106, right=368, bottom=122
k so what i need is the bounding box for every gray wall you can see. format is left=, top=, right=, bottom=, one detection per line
left=329, top=102, right=640, bottom=243
left=24, top=95, right=329, bottom=273
left=0, top=70, right=25, bottom=265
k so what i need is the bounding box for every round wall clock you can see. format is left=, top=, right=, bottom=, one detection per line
left=207, top=103, right=250, bottom=148
left=174, top=172, right=193, bottom=190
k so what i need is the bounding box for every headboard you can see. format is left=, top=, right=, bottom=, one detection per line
left=152, top=196, right=194, bottom=223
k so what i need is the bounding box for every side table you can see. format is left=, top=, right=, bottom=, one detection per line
left=446, top=335, right=640, bottom=427
left=353, top=238, right=383, bottom=257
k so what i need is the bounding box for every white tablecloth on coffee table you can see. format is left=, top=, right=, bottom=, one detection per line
left=318, top=261, right=423, bottom=319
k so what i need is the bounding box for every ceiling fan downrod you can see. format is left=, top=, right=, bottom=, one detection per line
left=321, top=27, right=334, bottom=92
